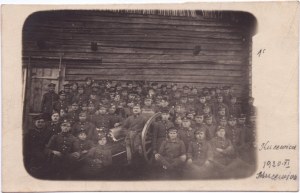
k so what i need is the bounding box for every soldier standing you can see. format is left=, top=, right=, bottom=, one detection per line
left=41, top=83, right=59, bottom=120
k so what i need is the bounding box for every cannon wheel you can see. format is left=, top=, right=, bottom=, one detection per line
left=141, top=112, right=162, bottom=164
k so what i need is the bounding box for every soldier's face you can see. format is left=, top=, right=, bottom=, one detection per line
left=205, top=95, right=211, bottom=100
left=187, top=114, right=194, bottom=120
left=49, top=86, right=55, bottom=92
left=188, top=97, right=194, bottom=102
left=217, top=97, right=223, bottom=102
left=86, top=80, right=92, bottom=85
left=61, top=123, right=71, bottom=132
left=79, top=115, right=87, bottom=122
left=182, top=120, right=191, bottom=128
left=99, top=108, right=107, bottom=114
left=168, top=131, right=178, bottom=139
left=181, top=98, right=187, bottom=103
left=90, top=95, right=96, bottom=100
left=161, top=100, right=168, bottom=107
left=78, top=133, right=87, bottom=140
left=172, top=86, right=177, bottom=91
left=109, top=107, right=116, bottom=114
left=161, top=113, right=169, bottom=121
left=192, top=89, right=197, bottom=94
left=203, top=107, right=210, bottom=113
left=206, top=118, right=213, bottom=124
left=199, top=97, right=206, bottom=103
left=175, top=117, right=182, bottom=125
left=183, top=88, right=189, bottom=94
left=238, top=118, right=246, bottom=124
left=78, top=89, right=84, bottom=94
left=228, top=120, right=236, bottom=126
left=59, top=95, right=66, bottom=100
left=195, top=116, right=204, bottom=123
left=250, top=117, right=256, bottom=124
left=133, top=106, right=141, bottom=114
left=224, top=89, right=229, bottom=94
left=98, top=137, right=107, bottom=145
left=196, top=132, right=205, bottom=140
left=35, top=119, right=45, bottom=129
left=144, top=100, right=152, bottom=106
left=64, top=87, right=70, bottom=92
left=51, top=113, right=60, bottom=122
left=210, top=91, right=216, bottom=96
left=220, top=120, right=227, bottom=126
left=88, top=105, right=95, bottom=111
left=114, top=95, right=120, bottom=101
left=217, top=129, right=226, bottom=138
left=127, top=84, right=133, bottom=89
left=72, top=104, right=79, bottom=110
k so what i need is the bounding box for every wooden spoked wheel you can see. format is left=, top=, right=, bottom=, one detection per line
left=141, top=112, right=162, bottom=164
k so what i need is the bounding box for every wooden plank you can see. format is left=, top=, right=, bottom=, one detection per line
left=66, top=68, right=243, bottom=77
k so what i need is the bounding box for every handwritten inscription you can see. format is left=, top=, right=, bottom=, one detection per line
left=258, top=140, right=297, bottom=151
left=263, top=159, right=290, bottom=169
left=256, top=171, right=297, bottom=180
left=257, top=49, right=266, bottom=57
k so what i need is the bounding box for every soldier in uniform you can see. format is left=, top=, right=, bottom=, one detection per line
left=63, top=83, right=74, bottom=105
left=45, top=120, right=80, bottom=179
left=154, top=127, right=186, bottom=174
left=45, top=111, right=61, bottom=138
left=214, top=95, right=229, bottom=118
left=244, top=97, right=257, bottom=120
left=205, top=114, right=217, bottom=140
left=196, top=94, right=207, bottom=115
left=72, top=85, right=88, bottom=108
left=66, top=101, right=80, bottom=126
left=24, top=114, right=51, bottom=178
left=185, top=128, right=214, bottom=178
left=228, top=95, right=242, bottom=117
left=192, top=113, right=207, bottom=130
left=72, top=112, right=96, bottom=139
left=122, top=104, right=148, bottom=164
left=107, top=104, right=123, bottom=129
left=81, top=133, right=112, bottom=178
left=222, top=86, right=232, bottom=106
left=93, top=105, right=110, bottom=130
left=178, top=117, right=195, bottom=150
left=84, top=77, right=93, bottom=97
left=226, top=116, right=245, bottom=155
left=76, top=131, right=94, bottom=162
left=41, top=83, right=59, bottom=120
left=152, top=109, right=175, bottom=154
left=141, top=97, right=156, bottom=119
left=53, top=91, right=68, bottom=113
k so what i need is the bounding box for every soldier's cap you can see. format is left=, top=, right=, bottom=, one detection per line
left=199, top=94, right=206, bottom=98
left=194, top=128, right=206, bottom=135
left=77, top=130, right=87, bottom=136
left=88, top=101, right=95, bottom=106
left=183, top=85, right=189, bottom=89
left=33, top=114, right=45, bottom=121
left=48, top=83, right=56, bottom=87
left=230, top=95, right=237, bottom=99
left=90, top=91, right=98, bottom=95
left=167, top=127, right=178, bottom=133
left=239, top=114, right=247, bottom=119
left=161, top=109, right=170, bottom=114
left=61, top=119, right=71, bottom=125
left=219, top=116, right=227, bottom=122
left=218, top=106, right=226, bottom=111
left=205, top=114, right=213, bottom=119
left=161, top=83, right=167, bottom=88
left=171, top=83, right=177, bottom=87
left=133, top=103, right=141, bottom=108
left=91, top=83, right=100, bottom=88
left=78, top=85, right=84, bottom=90
left=72, top=101, right=79, bottom=105
left=210, top=87, right=216, bottom=92
left=202, top=87, right=209, bottom=92
left=182, top=116, right=191, bottom=121
left=98, top=105, right=107, bottom=110
left=166, top=84, right=172, bottom=89
left=63, top=83, right=71, bottom=88
left=188, top=94, right=196, bottom=98
left=151, top=82, right=158, bottom=86
left=59, top=90, right=66, bottom=95
left=79, top=112, right=87, bottom=116
left=144, top=96, right=152, bottom=101
left=217, top=94, right=223, bottom=98
left=195, top=113, right=204, bottom=118
left=216, top=126, right=226, bottom=131
left=85, top=77, right=93, bottom=81
left=202, top=103, right=210, bottom=109
left=228, top=115, right=237, bottom=121
left=205, top=92, right=211, bottom=97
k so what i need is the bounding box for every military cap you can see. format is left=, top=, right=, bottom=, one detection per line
left=48, top=83, right=56, bottom=87
left=33, top=114, right=45, bottom=121
left=182, top=116, right=191, bottom=121
left=161, top=83, right=167, bottom=88
left=230, top=95, right=237, bottom=99
left=188, top=94, right=196, bottom=98
left=151, top=82, right=158, bottom=86
left=205, top=114, right=213, bottom=119
left=216, top=126, right=226, bottom=131
left=77, top=130, right=88, bottom=136
left=61, top=119, right=71, bottom=125
left=161, top=108, right=170, bottom=114
left=217, top=94, right=223, bottom=98
left=202, top=103, right=211, bottom=109
left=90, top=91, right=98, bottom=95
left=166, top=84, right=172, bottom=89
left=63, top=83, right=71, bottom=88
left=209, top=87, right=216, bottom=92
left=239, top=114, right=247, bottom=119
left=194, top=127, right=206, bottom=134
left=183, top=85, right=189, bottom=89
left=222, top=86, right=230, bottom=90
left=202, top=87, right=209, bottom=92
left=228, top=115, right=237, bottom=121
left=195, top=113, right=204, bottom=118
left=59, top=90, right=66, bottom=95
left=98, top=105, right=107, bottom=110
left=71, top=101, right=79, bottom=105
left=91, top=83, right=100, bottom=88
left=167, top=127, right=178, bottom=133
left=218, top=106, right=226, bottom=111
left=219, top=116, right=227, bottom=122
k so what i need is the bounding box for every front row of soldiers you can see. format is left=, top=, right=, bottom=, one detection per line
left=24, top=104, right=256, bottom=179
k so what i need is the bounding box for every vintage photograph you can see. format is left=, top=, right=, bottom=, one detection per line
left=22, top=10, right=258, bottom=180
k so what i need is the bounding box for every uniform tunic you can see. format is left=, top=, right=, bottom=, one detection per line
left=41, top=91, right=59, bottom=118
left=71, top=121, right=96, bottom=139
left=210, top=136, right=235, bottom=166
left=157, top=138, right=186, bottom=168
left=178, top=127, right=195, bottom=150
left=53, top=100, right=68, bottom=112
left=228, top=104, right=242, bottom=117
left=187, top=139, right=213, bottom=166
left=46, top=132, right=79, bottom=156
left=45, top=121, right=61, bottom=139
left=152, top=120, right=174, bottom=153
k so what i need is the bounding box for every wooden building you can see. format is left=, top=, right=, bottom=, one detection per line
left=22, top=10, right=257, bottom=123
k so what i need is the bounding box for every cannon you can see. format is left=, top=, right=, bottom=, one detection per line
left=109, top=113, right=162, bottom=165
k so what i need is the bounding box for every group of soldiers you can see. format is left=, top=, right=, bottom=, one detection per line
left=24, top=77, right=257, bottom=179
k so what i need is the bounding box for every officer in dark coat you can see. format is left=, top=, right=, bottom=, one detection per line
left=53, top=91, right=68, bottom=113
left=45, top=120, right=80, bottom=179
left=24, top=115, right=51, bottom=178
left=45, top=111, right=61, bottom=138
left=41, top=83, right=59, bottom=120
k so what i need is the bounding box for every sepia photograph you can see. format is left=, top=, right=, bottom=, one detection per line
left=1, top=3, right=298, bottom=192
left=22, top=9, right=257, bottom=180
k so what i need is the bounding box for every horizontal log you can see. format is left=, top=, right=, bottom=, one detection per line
left=66, top=74, right=246, bottom=84
left=66, top=68, right=243, bottom=77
